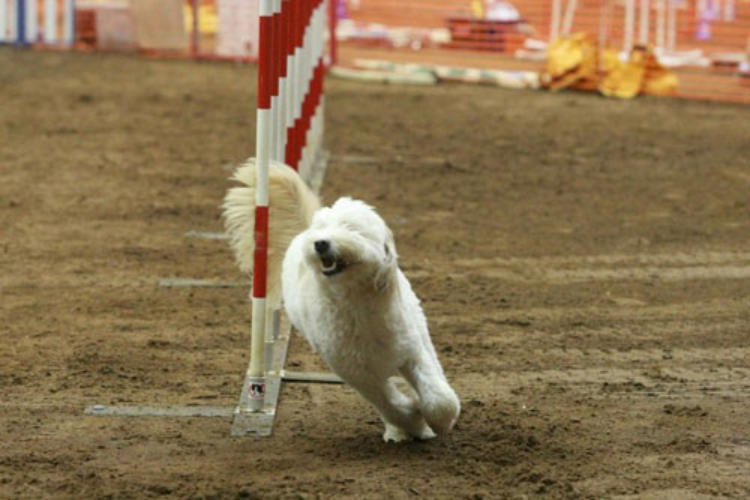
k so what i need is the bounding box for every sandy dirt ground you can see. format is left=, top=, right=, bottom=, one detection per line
left=1, top=48, right=749, bottom=499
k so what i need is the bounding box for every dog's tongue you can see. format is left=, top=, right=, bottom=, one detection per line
left=321, top=255, right=336, bottom=271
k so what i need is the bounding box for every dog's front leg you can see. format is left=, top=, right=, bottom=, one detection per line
left=400, top=353, right=461, bottom=435
left=351, top=377, right=433, bottom=442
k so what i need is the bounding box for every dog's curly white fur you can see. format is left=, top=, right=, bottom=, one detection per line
left=223, top=160, right=460, bottom=442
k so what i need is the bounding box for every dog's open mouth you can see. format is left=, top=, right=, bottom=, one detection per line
left=320, top=255, right=347, bottom=276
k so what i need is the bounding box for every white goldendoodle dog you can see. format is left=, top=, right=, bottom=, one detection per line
left=223, top=160, right=460, bottom=442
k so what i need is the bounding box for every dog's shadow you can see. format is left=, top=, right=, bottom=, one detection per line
left=303, top=402, right=562, bottom=473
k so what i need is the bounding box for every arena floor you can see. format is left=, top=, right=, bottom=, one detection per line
left=1, top=48, right=749, bottom=499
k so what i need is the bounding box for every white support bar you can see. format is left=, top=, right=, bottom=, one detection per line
left=11, top=0, right=17, bottom=42
left=25, top=0, right=37, bottom=43
left=550, top=0, right=562, bottom=41
left=623, top=0, right=635, bottom=53
left=598, top=0, right=610, bottom=48
left=666, top=0, right=676, bottom=51
left=656, top=0, right=665, bottom=50
left=639, top=0, right=649, bottom=45
left=0, top=0, right=6, bottom=43
left=63, top=0, right=74, bottom=45
left=44, top=0, right=56, bottom=43
left=561, top=0, right=577, bottom=37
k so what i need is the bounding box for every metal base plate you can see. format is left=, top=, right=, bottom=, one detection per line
left=84, top=405, right=235, bottom=418
left=230, top=312, right=291, bottom=436
left=184, top=230, right=229, bottom=240
left=158, top=278, right=250, bottom=288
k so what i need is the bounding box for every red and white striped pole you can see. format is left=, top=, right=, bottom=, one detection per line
left=268, top=0, right=279, bottom=163
left=285, top=0, right=302, bottom=169
left=274, top=0, right=287, bottom=162
left=293, top=0, right=309, bottom=172
left=313, top=0, right=327, bottom=174
left=301, top=0, right=326, bottom=177
left=247, top=0, right=275, bottom=412
left=284, top=0, right=327, bottom=175
left=245, top=0, right=331, bottom=413
left=283, top=0, right=296, bottom=165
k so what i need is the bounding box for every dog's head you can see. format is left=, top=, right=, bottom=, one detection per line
left=301, top=197, right=397, bottom=292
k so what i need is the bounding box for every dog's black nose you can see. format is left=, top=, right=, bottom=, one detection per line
left=314, top=240, right=330, bottom=255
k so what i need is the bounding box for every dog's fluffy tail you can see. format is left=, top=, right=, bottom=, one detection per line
left=222, top=159, right=321, bottom=306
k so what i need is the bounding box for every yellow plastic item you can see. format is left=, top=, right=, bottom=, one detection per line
left=542, top=33, right=678, bottom=99
left=184, top=4, right=218, bottom=35
left=544, top=32, right=598, bottom=91
left=471, top=0, right=485, bottom=18
left=599, top=61, right=644, bottom=98
left=599, top=47, right=620, bottom=74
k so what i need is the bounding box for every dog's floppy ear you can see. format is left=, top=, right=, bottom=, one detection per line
left=374, top=230, right=397, bottom=292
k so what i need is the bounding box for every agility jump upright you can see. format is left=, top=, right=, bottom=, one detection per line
left=235, top=0, right=333, bottom=434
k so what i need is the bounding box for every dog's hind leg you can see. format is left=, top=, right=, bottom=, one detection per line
left=400, top=354, right=461, bottom=436
left=352, top=378, right=434, bottom=442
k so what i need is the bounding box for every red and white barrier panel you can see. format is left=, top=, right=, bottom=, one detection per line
left=246, top=0, right=330, bottom=411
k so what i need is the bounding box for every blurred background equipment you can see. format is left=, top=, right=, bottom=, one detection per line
left=2, top=0, right=747, bottom=103
left=1, top=0, right=76, bottom=46
left=333, top=0, right=749, bottom=103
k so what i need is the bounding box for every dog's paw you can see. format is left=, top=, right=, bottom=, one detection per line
left=382, top=423, right=411, bottom=443
left=383, top=422, right=436, bottom=443
left=415, top=425, right=437, bottom=441
left=422, top=393, right=461, bottom=435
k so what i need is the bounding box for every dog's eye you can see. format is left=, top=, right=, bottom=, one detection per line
left=384, top=244, right=390, bottom=255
